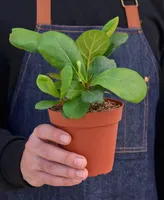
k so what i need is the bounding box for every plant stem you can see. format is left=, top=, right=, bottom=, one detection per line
left=71, top=65, right=86, bottom=85
left=60, top=99, right=65, bottom=106
left=84, top=82, right=90, bottom=90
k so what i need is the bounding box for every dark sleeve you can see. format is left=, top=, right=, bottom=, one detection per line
left=0, top=53, right=30, bottom=191
left=0, top=129, right=29, bottom=191
left=149, top=0, right=164, bottom=60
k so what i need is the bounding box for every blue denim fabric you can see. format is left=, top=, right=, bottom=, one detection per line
left=7, top=24, right=159, bottom=200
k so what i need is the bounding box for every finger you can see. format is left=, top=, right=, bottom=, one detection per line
left=38, top=157, right=88, bottom=180
left=34, top=124, right=71, bottom=145
left=39, top=171, right=82, bottom=187
left=34, top=142, right=87, bottom=169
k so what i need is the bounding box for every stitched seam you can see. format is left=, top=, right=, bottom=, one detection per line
left=144, top=81, right=149, bottom=151
left=36, top=24, right=142, bottom=33
left=10, top=53, right=32, bottom=115
left=10, top=25, right=41, bottom=116
left=140, top=33, right=159, bottom=83
left=36, top=26, right=142, bottom=35
left=124, top=102, right=127, bottom=151
left=116, top=149, right=147, bottom=153
left=116, top=147, right=145, bottom=149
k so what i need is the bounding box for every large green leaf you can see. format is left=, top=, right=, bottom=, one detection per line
left=35, top=100, right=60, bottom=110
left=36, top=75, right=59, bottom=97
left=104, top=32, right=128, bottom=56
left=38, top=31, right=86, bottom=79
left=66, top=81, right=85, bottom=99
left=76, top=30, right=110, bottom=70
left=82, top=86, right=104, bottom=103
left=60, top=66, right=73, bottom=99
left=63, top=96, right=90, bottom=119
left=91, top=68, right=147, bottom=103
left=9, top=28, right=41, bottom=52
left=102, top=17, right=119, bottom=38
left=88, top=56, right=116, bottom=81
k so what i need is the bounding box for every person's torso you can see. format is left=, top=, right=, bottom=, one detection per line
left=6, top=0, right=159, bottom=199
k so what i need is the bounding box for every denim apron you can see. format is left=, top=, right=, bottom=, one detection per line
left=7, top=0, right=159, bottom=199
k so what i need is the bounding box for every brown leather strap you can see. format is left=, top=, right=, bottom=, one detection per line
left=121, top=0, right=141, bottom=28
left=124, top=6, right=141, bottom=28
left=37, top=0, right=51, bottom=24
left=36, top=0, right=141, bottom=28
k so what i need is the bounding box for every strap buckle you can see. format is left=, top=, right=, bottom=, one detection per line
left=121, top=0, right=138, bottom=8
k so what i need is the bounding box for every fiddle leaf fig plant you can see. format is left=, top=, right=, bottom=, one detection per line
left=9, top=17, right=147, bottom=119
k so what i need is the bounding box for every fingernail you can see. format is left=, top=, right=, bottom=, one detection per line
left=75, top=158, right=86, bottom=168
left=76, top=170, right=87, bottom=178
left=60, top=135, right=70, bottom=144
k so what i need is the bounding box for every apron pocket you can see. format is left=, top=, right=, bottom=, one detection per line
left=104, top=77, right=149, bottom=157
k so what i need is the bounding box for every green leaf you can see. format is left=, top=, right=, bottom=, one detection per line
left=88, top=56, right=116, bottom=81
left=63, top=96, right=90, bottom=119
left=38, top=31, right=86, bottom=79
left=62, top=110, right=69, bottom=118
left=54, top=81, right=62, bottom=89
left=60, top=66, right=73, bottom=99
left=102, top=17, right=119, bottom=38
left=91, top=68, right=147, bottom=103
left=76, top=30, right=110, bottom=70
left=35, top=100, right=60, bottom=110
left=36, top=75, right=59, bottom=97
left=66, top=81, right=85, bottom=99
left=104, top=32, right=128, bottom=56
left=82, top=86, right=104, bottom=103
left=47, top=73, right=61, bottom=80
left=76, top=60, right=85, bottom=82
left=9, top=28, right=41, bottom=52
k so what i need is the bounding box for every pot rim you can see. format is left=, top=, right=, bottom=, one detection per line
left=49, top=98, right=124, bottom=113
left=48, top=98, right=124, bottom=128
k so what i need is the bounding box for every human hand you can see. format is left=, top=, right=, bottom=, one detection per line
left=20, top=124, right=88, bottom=187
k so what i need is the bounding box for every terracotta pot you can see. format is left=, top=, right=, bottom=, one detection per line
left=48, top=98, right=124, bottom=177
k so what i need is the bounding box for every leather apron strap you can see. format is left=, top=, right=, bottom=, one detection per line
left=37, top=0, right=51, bottom=24
left=121, top=0, right=141, bottom=28
left=36, top=0, right=141, bottom=28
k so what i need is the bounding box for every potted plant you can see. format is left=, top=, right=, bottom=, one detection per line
left=9, top=17, right=147, bottom=176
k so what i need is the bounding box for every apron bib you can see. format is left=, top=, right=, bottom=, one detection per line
left=7, top=0, right=159, bottom=199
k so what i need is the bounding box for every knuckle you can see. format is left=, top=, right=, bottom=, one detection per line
left=25, top=140, right=33, bottom=151
left=64, top=152, right=78, bottom=167
left=64, top=152, right=72, bottom=166
left=40, top=160, right=53, bottom=173
left=46, top=162, right=54, bottom=173
left=39, top=160, right=47, bottom=172
left=66, top=168, right=74, bottom=178
left=35, top=124, right=51, bottom=134
left=25, top=136, right=39, bottom=153
left=40, top=145, right=50, bottom=159
left=34, top=125, right=43, bottom=135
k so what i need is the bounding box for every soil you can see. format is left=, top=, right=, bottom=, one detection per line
left=88, top=100, right=121, bottom=112
left=52, top=99, right=121, bottom=113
